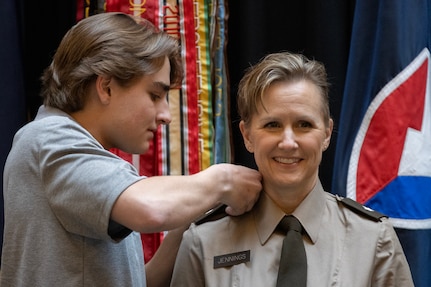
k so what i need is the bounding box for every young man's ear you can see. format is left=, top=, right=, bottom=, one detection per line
left=95, top=75, right=112, bottom=104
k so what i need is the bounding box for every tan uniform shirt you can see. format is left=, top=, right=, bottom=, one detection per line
left=171, top=181, right=414, bottom=287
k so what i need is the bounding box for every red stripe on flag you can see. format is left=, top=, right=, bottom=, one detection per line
left=180, top=0, right=199, bottom=174
left=105, top=0, right=130, bottom=13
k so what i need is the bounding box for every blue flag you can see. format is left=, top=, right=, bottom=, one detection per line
left=332, top=1, right=431, bottom=286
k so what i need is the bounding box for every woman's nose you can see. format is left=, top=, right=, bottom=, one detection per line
left=278, top=128, right=298, bottom=149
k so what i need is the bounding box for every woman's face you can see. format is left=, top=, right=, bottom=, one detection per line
left=240, top=80, right=333, bottom=198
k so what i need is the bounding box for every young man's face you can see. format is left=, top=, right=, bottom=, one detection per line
left=103, top=57, right=172, bottom=154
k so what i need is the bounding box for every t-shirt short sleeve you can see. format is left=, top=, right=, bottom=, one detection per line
left=34, top=113, right=143, bottom=240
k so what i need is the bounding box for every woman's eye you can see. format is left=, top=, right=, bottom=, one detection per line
left=264, top=122, right=280, bottom=129
left=298, top=121, right=312, bottom=128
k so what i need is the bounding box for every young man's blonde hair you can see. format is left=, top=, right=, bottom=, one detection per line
left=41, top=12, right=183, bottom=113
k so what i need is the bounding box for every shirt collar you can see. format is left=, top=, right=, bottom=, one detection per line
left=253, top=192, right=285, bottom=245
left=253, top=180, right=326, bottom=245
left=292, top=180, right=325, bottom=244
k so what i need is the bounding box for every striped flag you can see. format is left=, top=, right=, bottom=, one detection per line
left=332, top=1, right=431, bottom=286
left=213, top=0, right=232, bottom=163
left=100, top=0, right=230, bottom=261
left=106, top=0, right=202, bottom=262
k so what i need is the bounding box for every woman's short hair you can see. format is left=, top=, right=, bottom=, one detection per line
left=41, top=12, right=183, bottom=113
left=237, top=52, right=331, bottom=126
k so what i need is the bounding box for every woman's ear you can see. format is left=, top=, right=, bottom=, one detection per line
left=239, top=120, right=254, bottom=153
left=95, top=75, right=112, bottom=105
left=323, top=118, right=334, bottom=151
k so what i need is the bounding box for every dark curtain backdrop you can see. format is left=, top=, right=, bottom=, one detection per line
left=21, top=1, right=77, bottom=120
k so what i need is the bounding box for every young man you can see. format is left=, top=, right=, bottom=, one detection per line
left=1, top=12, right=261, bottom=287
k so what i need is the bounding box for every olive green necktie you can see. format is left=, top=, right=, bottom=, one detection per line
left=276, top=216, right=307, bottom=287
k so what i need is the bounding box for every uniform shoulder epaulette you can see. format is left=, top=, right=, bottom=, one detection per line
left=195, top=204, right=228, bottom=225
left=336, top=196, right=387, bottom=222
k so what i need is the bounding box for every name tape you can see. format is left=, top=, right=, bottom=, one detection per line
left=213, top=250, right=250, bottom=268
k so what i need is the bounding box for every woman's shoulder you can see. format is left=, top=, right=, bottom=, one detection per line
left=188, top=207, right=254, bottom=239
left=324, top=192, right=390, bottom=227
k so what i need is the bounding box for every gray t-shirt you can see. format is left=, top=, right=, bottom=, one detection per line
left=2, top=106, right=147, bottom=286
